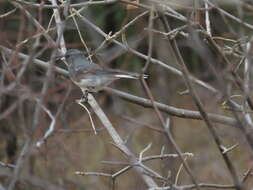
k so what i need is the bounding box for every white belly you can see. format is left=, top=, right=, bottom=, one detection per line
left=75, top=76, right=115, bottom=92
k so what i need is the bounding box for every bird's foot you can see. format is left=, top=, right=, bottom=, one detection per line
left=79, top=90, right=89, bottom=103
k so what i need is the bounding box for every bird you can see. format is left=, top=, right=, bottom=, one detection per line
left=65, top=49, right=147, bottom=95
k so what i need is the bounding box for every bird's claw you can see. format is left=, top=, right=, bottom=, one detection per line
left=77, top=89, right=89, bottom=103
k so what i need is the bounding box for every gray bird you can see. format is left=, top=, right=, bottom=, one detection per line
left=66, top=49, right=147, bottom=93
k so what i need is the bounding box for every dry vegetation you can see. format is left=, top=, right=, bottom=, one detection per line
left=1, top=0, right=253, bottom=190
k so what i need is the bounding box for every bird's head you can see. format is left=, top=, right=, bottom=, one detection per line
left=65, top=49, right=83, bottom=59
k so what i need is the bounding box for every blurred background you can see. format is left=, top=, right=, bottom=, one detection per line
left=1, top=0, right=253, bottom=189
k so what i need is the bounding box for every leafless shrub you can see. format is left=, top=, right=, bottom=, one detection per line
left=1, top=0, right=253, bottom=189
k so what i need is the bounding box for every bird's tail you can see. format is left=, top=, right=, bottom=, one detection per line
left=115, top=73, right=148, bottom=79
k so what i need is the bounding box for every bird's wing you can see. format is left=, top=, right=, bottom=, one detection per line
left=70, top=61, right=103, bottom=81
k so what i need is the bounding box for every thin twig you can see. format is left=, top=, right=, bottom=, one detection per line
left=159, top=12, right=242, bottom=190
